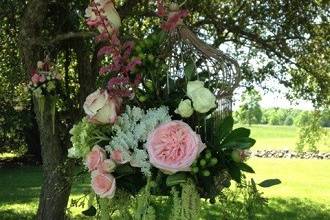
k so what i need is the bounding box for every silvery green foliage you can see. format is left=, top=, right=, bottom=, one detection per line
left=106, top=106, right=171, bottom=176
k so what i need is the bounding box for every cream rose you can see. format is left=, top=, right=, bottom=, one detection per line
left=83, top=89, right=122, bottom=124
left=175, top=99, right=194, bottom=118
left=190, top=87, right=217, bottom=113
left=186, top=80, right=216, bottom=113
left=187, top=80, right=204, bottom=99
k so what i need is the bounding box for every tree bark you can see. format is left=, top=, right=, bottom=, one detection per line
left=19, top=1, right=73, bottom=219
left=74, top=39, right=98, bottom=115
left=33, top=95, right=73, bottom=220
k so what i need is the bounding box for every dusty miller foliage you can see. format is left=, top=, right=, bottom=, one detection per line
left=106, top=106, right=171, bottom=176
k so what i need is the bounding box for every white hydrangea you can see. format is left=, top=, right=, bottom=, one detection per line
left=106, top=106, right=171, bottom=176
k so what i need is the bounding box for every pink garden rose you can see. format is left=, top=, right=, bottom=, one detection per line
left=91, top=170, right=116, bottom=198
left=146, top=121, right=205, bottom=174
left=86, top=145, right=106, bottom=171
left=97, top=159, right=116, bottom=173
left=83, top=89, right=122, bottom=124
left=110, top=149, right=129, bottom=164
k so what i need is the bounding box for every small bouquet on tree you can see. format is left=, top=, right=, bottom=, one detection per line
left=68, top=0, right=278, bottom=219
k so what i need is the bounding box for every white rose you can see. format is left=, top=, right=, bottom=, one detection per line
left=175, top=99, right=194, bottom=118
left=190, top=87, right=217, bottom=113
left=83, top=89, right=122, bottom=124
left=187, top=80, right=204, bottom=99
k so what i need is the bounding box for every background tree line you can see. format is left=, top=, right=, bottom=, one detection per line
left=235, top=107, right=330, bottom=127
left=234, top=89, right=330, bottom=127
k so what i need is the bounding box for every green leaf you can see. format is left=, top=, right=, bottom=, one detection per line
left=221, top=137, right=256, bottom=149
left=258, top=179, right=281, bottom=188
left=238, top=163, right=255, bottom=173
left=166, top=173, right=187, bottom=186
left=218, top=116, right=234, bottom=143
left=227, top=162, right=242, bottom=183
left=82, top=205, right=97, bottom=216
left=222, top=128, right=251, bottom=144
left=115, top=164, right=135, bottom=176
left=184, top=59, right=196, bottom=81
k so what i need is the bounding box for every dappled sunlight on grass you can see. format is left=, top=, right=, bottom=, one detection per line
left=0, top=152, right=19, bottom=160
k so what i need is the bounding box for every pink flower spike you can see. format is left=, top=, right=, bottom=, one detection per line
left=97, top=46, right=113, bottom=57
left=133, top=74, right=142, bottom=86
left=108, top=76, right=130, bottom=88
left=162, top=9, right=189, bottom=32
left=157, top=0, right=166, bottom=17
left=124, top=58, right=142, bottom=74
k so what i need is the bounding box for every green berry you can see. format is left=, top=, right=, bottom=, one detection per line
left=205, top=151, right=212, bottom=160
left=138, top=53, right=146, bottom=60
left=192, top=167, right=199, bottom=173
left=147, top=54, right=154, bottom=62
left=135, top=46, right=142, bottom=53
left=202, top=170, right=210, bottom=177
left=138, top=95, right=148, bottom=102
left=199, top=159, right=206, bottom=167
left=209, top=158, right=218, bottom=166
left=231, top=150, right=241, bottom=163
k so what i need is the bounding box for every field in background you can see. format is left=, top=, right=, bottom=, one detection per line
left=236, top=124, right=330, bottom=152
left=1, top=159, right=330, bottom=219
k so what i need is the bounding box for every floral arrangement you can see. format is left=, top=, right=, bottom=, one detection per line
left=68, top=0, right=266, bottom=219
left=29, top=56, right=62, bottom=97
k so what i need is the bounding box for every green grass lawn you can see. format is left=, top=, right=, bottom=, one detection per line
left=1, top=159, right=329, bottom=219
left=237, top=124, right=330, bottom=152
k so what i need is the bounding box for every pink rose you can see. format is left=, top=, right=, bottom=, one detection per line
left=147, top=121, right=205, bottom=174
left=39, top=75, right=46, bottom=83
left=91, top=170, right=116, bottom=198
left=83, top=89, right=122, bottom=124
left=31, top=74, right=40, bottom=85
left=86, top=145, right=106, bottom=171
left=110, top=149, right=129, bottom=164
left=97, top=159, right=116, bottom=173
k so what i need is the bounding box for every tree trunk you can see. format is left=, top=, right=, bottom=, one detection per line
left=19, top=1, right=73, bottom=219
left=75, top=39, right=98, bottom=115
left=33, top=95, right=73, bottom=220
left=24, top=100, right=42, bottom=161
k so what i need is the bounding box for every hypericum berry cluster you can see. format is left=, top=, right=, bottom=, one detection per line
left=192, top=150, right=218, bottom=177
